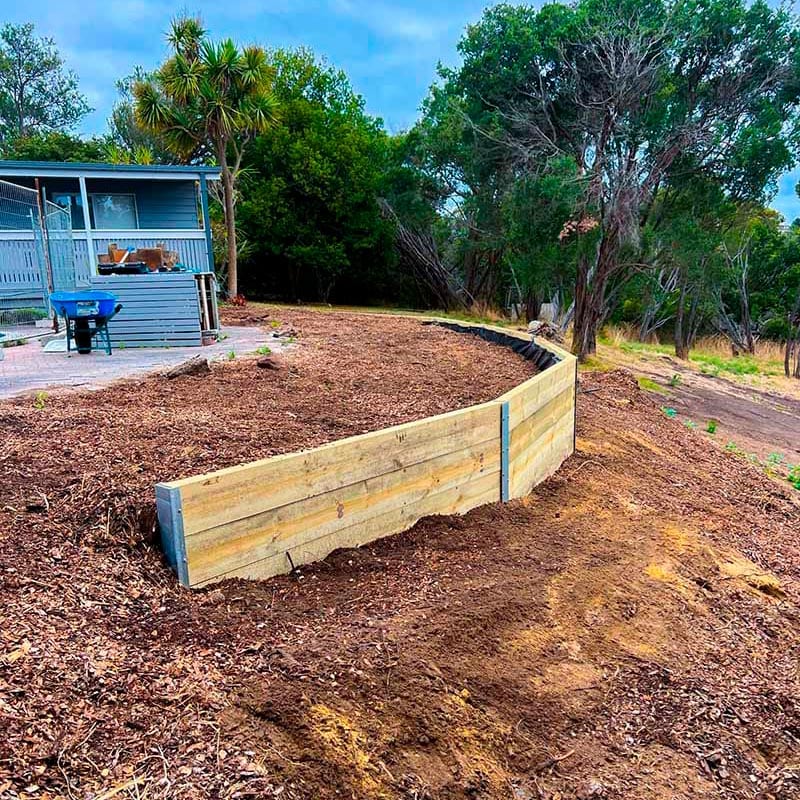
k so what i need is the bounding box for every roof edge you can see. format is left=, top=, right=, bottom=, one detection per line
left=0, top=160, right=221, bottom=177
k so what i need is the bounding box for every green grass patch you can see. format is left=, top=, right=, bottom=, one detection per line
left=579, top=355, right=614, bottom=372
left=637, top=376, right=668, bottom=394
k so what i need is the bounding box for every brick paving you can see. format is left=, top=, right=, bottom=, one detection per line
left=0, top=325, right=277, bottom=399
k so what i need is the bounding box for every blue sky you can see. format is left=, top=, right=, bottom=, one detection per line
left=6, top=0, right=800, bottom=221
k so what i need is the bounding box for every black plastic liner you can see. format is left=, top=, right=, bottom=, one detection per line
left=425, top=320, right=561, bottom=372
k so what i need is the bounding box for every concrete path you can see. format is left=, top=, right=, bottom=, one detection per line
left=0, top=326, right=277, bottom=399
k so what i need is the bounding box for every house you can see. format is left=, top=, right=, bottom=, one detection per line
left=0, top=161, right=222, bottom=347
left=0, top=160, right=220, bottom=309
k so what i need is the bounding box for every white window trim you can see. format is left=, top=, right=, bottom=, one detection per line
left=90, top=192, right=139, bottom=231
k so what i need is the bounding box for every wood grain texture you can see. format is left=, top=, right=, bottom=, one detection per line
left=156, top=322, right=578, bottom=588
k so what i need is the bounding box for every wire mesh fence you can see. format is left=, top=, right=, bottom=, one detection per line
left=0, top=178, right=39, bottom=232
left=0, top=178, right=76, bottom=322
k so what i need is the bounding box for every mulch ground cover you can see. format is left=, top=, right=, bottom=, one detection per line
left=1, top=307, right=800, bottom=799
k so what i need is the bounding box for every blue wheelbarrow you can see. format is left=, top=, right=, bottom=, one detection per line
left=49, top=291, right=123, bottom=355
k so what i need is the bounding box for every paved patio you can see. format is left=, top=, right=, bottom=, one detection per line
left=0, top=326, right=277, bottom=399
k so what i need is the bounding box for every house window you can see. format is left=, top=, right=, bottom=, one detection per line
left=51, top=192, right=85, bottom=230
left=90, top=193, right=138, bottom=230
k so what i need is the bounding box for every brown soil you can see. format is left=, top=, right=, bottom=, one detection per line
left=2, top=309, right=800, bottom=800
left=631, top=356, right=800, bottom=468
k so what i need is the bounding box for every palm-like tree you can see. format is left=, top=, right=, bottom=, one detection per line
left=134, top=16, right=278, bottom=297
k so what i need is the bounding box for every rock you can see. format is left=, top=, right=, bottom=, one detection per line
left=163, top=356, right=210, bottom=379
left=527, top=319, right=565, bottom=343
left=256, top=356, right=280, bottom=370
left=577, top=780, right=606, bottom=798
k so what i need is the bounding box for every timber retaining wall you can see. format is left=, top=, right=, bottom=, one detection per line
left=156, top=320, right=577, bottom=588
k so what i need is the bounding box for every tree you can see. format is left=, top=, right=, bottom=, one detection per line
left=0, top=23, right=90, bottom=142
left=106, top=69, right=174, bottom=165
left=0, top=130, right=106, bottom=162
left=237, top=49, right=396, bottom=304
left=134, top=16, right=279, bottom=297
left=447, top=0, right=800, bottom=359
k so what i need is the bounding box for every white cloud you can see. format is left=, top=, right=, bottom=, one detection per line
left=330, top=0, right=453, bottom=43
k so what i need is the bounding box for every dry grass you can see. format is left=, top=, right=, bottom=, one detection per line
left=603, top=323, right=638, bottom=347
left=692, top=334, right=786, bottom=361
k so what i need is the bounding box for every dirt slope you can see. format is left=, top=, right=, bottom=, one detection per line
left=2, top=310, right=800, bottom=799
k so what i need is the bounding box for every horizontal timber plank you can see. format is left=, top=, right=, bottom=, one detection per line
left=510, top=413, right=575, bottom=499
left=156, top=318, right=577, bottom=589
left=194, top=468, right=501, bottom=586
left=508, top=386, right=575, bottom=463
left=500, top=358, right=574, bottom=428
left=173, top=400, right=501, bottom=535
left=185, top=437, right=500, bottom=585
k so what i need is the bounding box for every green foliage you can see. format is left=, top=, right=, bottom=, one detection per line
left=637, top=376, right=667, bottom=394
left=697, top=355, right=762, bottom=376
left=255, top=345, right=272, bottom=355
left=705, top=420, right=718, bottom=434
left=226, top=350, right=236, bottom=361
left=0, top=131, right=106, bottom=162
left=788, top=465, right=800, bottom=490
left=134, top=16, right=279, bottom=297
left=669, top=374, right=682, bottom=387
left=237, top=48, right=397, bottom=304
left=105, top=68, right=173, bottom=165
left=0, top=23, right=90, bottom=142
left=661, top=407, right=678, bottom=418
left=33, top=391, right=47, bottom=411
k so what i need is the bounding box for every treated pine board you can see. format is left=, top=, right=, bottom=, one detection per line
left=171, top=400, right=501, bottom=535
left=183, top=436, right=501, bottom=585
left=508, top=386, right=575, bottom=463
left=426, top=316, right=574, bottom=362
left=509, top=414, right=575, bottom=499
left=500, top=358, right=574, bottom=428
left=193, top=467, right=502, bottom=586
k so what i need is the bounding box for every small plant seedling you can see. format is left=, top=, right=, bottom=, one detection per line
left=227, top=350, right=236, bottom=361
left=705, top=420, right=718, bottom=434
left=270, top=320, right=281, bottom=328
left=256, top=345, right=272, bottom=356
left=661, top=406, right=677, bottom=418
left=286, top=336, right=296, bottom=344
left=669, top=373, right=682, bottom=387
left=788, top=465, right=800, bottom=490
left=33, top=391, right=47, bottom=411
left=725, top=441, right=742, bottom=454
left=767, top=452, right=784, bottom=465
left=684, top=419, right=697, bottom=430
left=218, top=333, right=229, bottom=342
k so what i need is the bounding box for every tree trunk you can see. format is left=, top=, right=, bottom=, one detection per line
left=674, top=277, right=689, bottom=360
left=217, top=143, right=238, bottom=299
left=572, top=254, right=602, bottom=360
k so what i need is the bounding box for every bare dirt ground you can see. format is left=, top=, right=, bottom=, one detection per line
left=2, top=308, right=800, bottom=800
left=620, top=351, right=800, bottom=469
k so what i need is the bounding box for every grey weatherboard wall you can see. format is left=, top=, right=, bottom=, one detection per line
left=90, top=273, right=203, bottom=348
left=83, top=179, right=200, bottom=230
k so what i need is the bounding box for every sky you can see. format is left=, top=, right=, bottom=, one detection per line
left=5, top=0, right=800, bottom=221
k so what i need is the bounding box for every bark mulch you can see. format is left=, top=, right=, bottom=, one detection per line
left=1, top=308, right=800, bottom=799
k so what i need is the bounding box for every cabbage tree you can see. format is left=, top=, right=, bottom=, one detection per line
left=134, top=17, right=278, bottom=297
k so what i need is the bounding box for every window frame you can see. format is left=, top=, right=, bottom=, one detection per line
left=89, top=192, right=140, bottom=231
